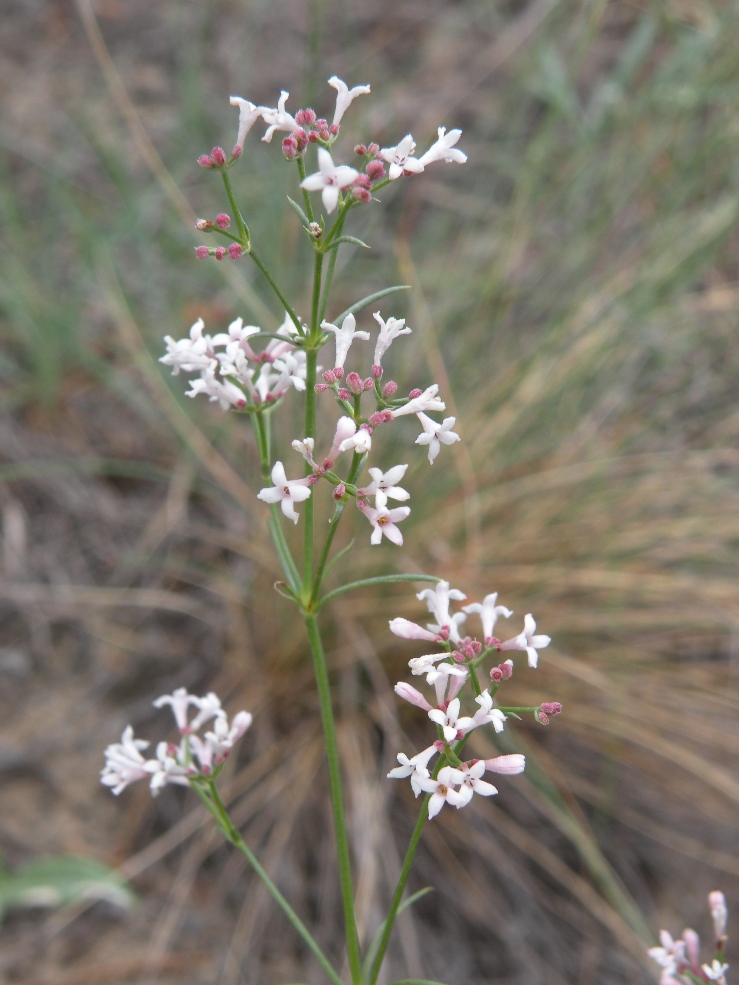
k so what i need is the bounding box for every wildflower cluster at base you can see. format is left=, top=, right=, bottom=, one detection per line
left=388, top=581, right=557, bottom=819
left=101, top=688, right=252, bottom=796
left=648, top=891, right=730, bottom=985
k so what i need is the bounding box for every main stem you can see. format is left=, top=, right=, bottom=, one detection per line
left=304, top=612, right=363, bottom=985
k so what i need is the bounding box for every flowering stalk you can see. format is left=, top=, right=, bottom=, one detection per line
left=105, top=77, right=562, bottom=985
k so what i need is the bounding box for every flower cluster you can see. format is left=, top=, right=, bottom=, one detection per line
left=101, top=688, right=252, bottom=796
left=649, top=891, right=730, bottom=984
left=388, top=582, right=556, bottom=819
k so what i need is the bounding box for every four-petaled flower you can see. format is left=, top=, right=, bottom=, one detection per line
left=257, top=460, right=312, bottom=524
left=387, top=745, right=437, bottom=796
left=100, top=726, right=153, bottom=795
left=427, top=697, right=476, bottom=742
left=417, top=127, right=467, bottom=168
left=372, top=311, right=412, bottom=368
left=703, top=961, right=729, bottom=983
left=321, top=312, right=370, bottom=370
left=261, top=91, right=297, bottom=143
left=416, top=765, right=467, bottom=818
left=415, top=413, right=460, bottom=464
left=380, top=134, right=423, bottom=180
left=501, top=613, right=551, bottom=668
left=229, top=97, right=265, bottom=153
left=300, top=148, right=359, bottom=213
left=357, top=500, right=410, bottom=545
left=360, top=465, right=410, bottom=509
left=456, top=760, right=498, bottom=807
left=390, top=384, right=446, bottom=418
left=328, top=76, right=371, bottom=127
left=463, top=592, right=513, bottom=645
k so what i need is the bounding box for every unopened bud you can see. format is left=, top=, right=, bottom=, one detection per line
left=451, top=650, right=464, bottom=663
left=282, top=136, right=299, bottom=159
left=329, top=123, right=340, bottom=135
left=211, top=146, right=227, bottom=166
left=485, top=635, right=502, bottom=648
left=346, top=372, right=364, bottom=395
left=292, top=128, right=308, bottom=150
left=539, top=702, right=562, bottom=716
left=308, top=131, right=319, bottom=143
left=214, top=247, right=227, bottom=261
left=315, top=118, right=328, bottom=131
left=354, top=174, right=372, bottom=189
left=537, top=711, right=550, bottom=726
left=215, top=213, right=231, bottom=229
left=195, top=246, right=210, bottom=259
left=333, top=483, right=346, bottom=501
left=195, top=218, right=213, bottom=231
left=198, top=154, right=216, bottom=168
left=501, top=659, right=513, bottom=679
left=471, top=640, right=483, bottom=655
left=309, top=222, right=322, bottom=238
left=228, top=243, right=243, bottom=260
left=323, top=369, right=337, bottom=384
left=363, top=377, right=374, bottom=391
left=408, top=388, right=422, bottom=399
left=382, top=380, right=398, bottom=397
left=337, top=388, right=351, bottom=400
left=314, top=383, right=330, bottom=392
left=462, top=643, right=475, bottom=660
left=490, top=667, right=503, bottom=683
left=371, top=364, right=383, bottom=379
left=354, top=144, right=367, bottom=156
left=368, top=142, right=380, bottom=156
left=231, top=144, right=243, bottom=160
left=295, top=108, right=316, bottom=126
left=307, top=473, right=321, bottom=485
left=709, top=891, right=728, bottom=939
left=334, top=366, right=344, bottom=378
left=352, top=187, right=372, bottom=203
left=366, top=159, right=386, bottom=180
left=368, top=411, right=387, bottom=426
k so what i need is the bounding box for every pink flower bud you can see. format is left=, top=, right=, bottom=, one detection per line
left=408, top=388, right=422, bottom=399
left=368, top=411, right=387, bottom=426
left=215, top=213, right=231, bottom=229
left=308, top=131, right=319, bottom=143
left=354, top=144, right=367, bottom=156
left=683, top=928, right=700, bottom=970
left=333, top=483, right=346, bottom=500
left=228, top=243, right=243, bottom=260
left=307, top=473, right=321, bottom=485
left=231, top=144, right=243, bottom=160
left=337, top=388, right=351, bottom=400
left=214, top=247, right=226, bottom=261
left=539, top=702, right=562, bottom=716
left=195, top=218, right=213, bottom=231
left=346, top=372, right=363, bottom=395
left=314, top=383, right=330, bottom=392
left=490, top=667, right=503, bottom=683
left=315, top=118, right=328, bottom=131
left=371, top=364, right=383, bottom=379
left=352, top=187, right=372, bottom=203
left=366, top=159, right=386, bottom=180
left=484, top=754, right=525, bottom=775
left=309, top=222, right=322, bottom=238
left=433, top=739, right=446, bottom=751
left=709, top=891, right=728, bottom=938
left=195, top=246, right=210, bottom=259
left=354, top=173, right=372, bottom=189
left=295, top=108, right=316, bottom=126
left=363, top=377, right=374, bottom=390
left=394, top=682, right=433, bottom=712
left=282, top=136, right=298, bottom=159
left=485, top=635, right=502, bottom=648
left=198, top=154, right=216, bottom=168
left=334, top=366, right=344, bottom=378
left=329, top=123, right=340, bottom=135
left=451, top=650, right=464, bottom=662
left=471, top=640, right=483, bottom=654
left=537, top=711, right=550, bottom=725
left=322, top=369, right=337, bottom=384
left=211, top=146, right=226, bottom=166
left=501, top=659, right=513, bottom=678
left=368, top=142, right=380, bottom=156
left=382, top=380, right=398, bottom=397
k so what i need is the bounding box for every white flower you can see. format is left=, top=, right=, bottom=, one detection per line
left=357, top=501, right=410, bottom=546
left=213, top=317, right=261, bottom=362
left=484, top=754, right=526, bottom=775
left=424, top=660, right=468, bottom=706
left=339, top=428, right=372, bottom=455
left=390, top=384, right=446, bottom=418
left=709, top=891, right=728, bottom=938
left=417, top=581, right=466, bottom=633
left=100, top=726, right=152, bottom=795
left=186, top=366, right=248, bottom=411
left=272, top=349, right=309, bottom=391
left=292, top=437, right=316, bottom=466
left=372, top=311, right=412, bottom=368
left=191, top=710, right=253, bottom=771
left=257, top=461, right=312, bottom=524
left=300, top=148, right=359, bottom=213
left=648, top=931, right=685, bottom=973
left=360, top=465, right=410, bottom=509
left=500, top=613, right=551, bottom=668
left=327, top=76, right=371, bottom=127
left=417, top=127, right=467, bottom=168
left=321, top=313, right=369, bottom=370
left=416, top=765, right=466, bottom=818
left=148, top=740, right=191, bottom=794
left=389, top=617, right=440, bottom=643
left=328, top=416, right=357, bottom=464
left=160, top=318, right=217, bottom=376
left=427, top=697, right=476, bottom=742
left=456, top=760, right=498, bottom=807
left=229, top=97, right=265, bottom=153
left=153, top=687, right=201, bottom=732
left=471, top=690, right=506, bottom=733
left=462, top=593, right=513, bottom=644
left=380, top=134, right=423, bottom=181
left=189, top=692, right=227, bottom=732
left=407, top=652, right=447, bottom=676
left=394, top=682, right=434, bottom=712
left=387, top=744, right=437, bottom=797
left=702, top=960, right=729, bottom=982
left=261, top=91, right=297, bottom=142
left=415, top=413, right=460, bottom=464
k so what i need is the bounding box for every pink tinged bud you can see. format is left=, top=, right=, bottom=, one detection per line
left=368, top=142, right=380, bottom=156
left=323, top=369, right=337, bottom=384
left=333, top=366, right=344, bottom=378
left=346, top=371, right=363, bottom=394
left=307, top=474, right=321, bottom=485
left=315, top=383, right=330, bottom=392
left=372, top=364, right=383, bottom=379
left=363, top=377, right=374, bottom=390
left=484, top=754, right=525, bottom=775
left=329, top=123, right=340, bottom=135
left=394, top=682, right=433, bottom=712
left=211, top=146, right=227, bottom=166
left=709, top=891, right=728, bottom=938
left=433, top=739, right=445, bottom=751
left=501, top=660, right=513, bottom=679
left=683, top=928, right=700, bottom=970
left=308, top=131, right=319, bottom=143
left=537, top=711, right=550, bottom=725
left=293, top=128, right=308, bottom=150
left=228, top=243, right=243, bottom=260
left=408, top=388, right=422, bottom=399
left=451, top=650, right=464, bottom=662
left=215, top=213, right=231, bottom=229
left=231, top=144, right=243, bottom=159
left=333, top=483, right=346, bottom=500
left=214, top=247, right=227, bottom=261
left=368, top=411, right=387, bottom=426
left=354, top=173, right=372, bottom=189
left=337, top=388, right=351, bottom=400
left=198, top=154, right=216, bottom=168
left=382, top=380, right=398, bottom=397
left=295, top=108, right=315, bottom=126
left=195, top=218, right=213, bottom=231
left=315, top=118, right=328, bottom=130
left=352, top=187, right=372, bottom=203
left=282, top=136, right=298, bottom=159
left=490, top=667, right=503, bottom=683
left=355, top=144, right=367, bottom=155
left=540, top=701, right=562, bottom=716
left=195, top=246, right=210, bottom=259
left=485, top=635, right=502, bottom=648
left=388, top=617, right=438, bottom=642
left=366, top=159, right=386, bottom=180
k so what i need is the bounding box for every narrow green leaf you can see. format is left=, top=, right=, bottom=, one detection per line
left=388, top=979, right=451, bottom=984
left=318, top=573, right=440, bottom=609
left=273, top=581, right=300, bottom=604
left=325, top=235, right=370, bottom=250
left=333, top=285, right=411, bottom=325
left=321, top=538, right=355, bottom=581
left=286, top=196, right=312, bottom=230
left=362, top=887, right=434, bottom=979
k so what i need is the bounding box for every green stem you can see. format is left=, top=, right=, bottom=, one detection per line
left=322, top=198, right=354, bottom=248
left=303, top=348, right=318, bottom=591
left=310, top=452, right=363, bottom=606
left=220, top=168, right=250, bottom=243
left=317, top=574, right=440, bottom=610
left=304, top=613, right=363, bottom=985
left=319, top=214, right=347, bottom=324
left=197, top=782, right=345, bottom=985
left=297, top=157, right=316, bottom=224
left=467, top=663, right=482, bottom=698
left=249, top=245, right=305, bottom=337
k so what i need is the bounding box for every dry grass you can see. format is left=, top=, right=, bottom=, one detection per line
left=0, top=0, right=738, bottom=983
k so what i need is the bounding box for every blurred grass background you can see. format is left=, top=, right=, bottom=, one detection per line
left=1, top=0, right=738, bottom=983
